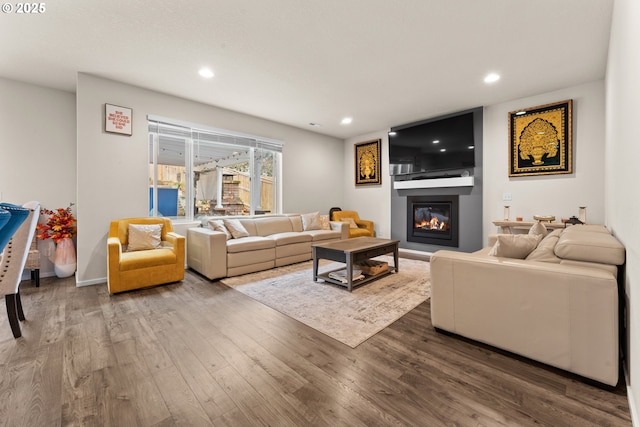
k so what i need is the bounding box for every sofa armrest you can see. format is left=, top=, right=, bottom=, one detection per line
left=187, top=227, right=227, bottom=280
left=329, top=221, right=349, bottom=239
left=165, top=232, right=185, bottom=268
left=355, top=219, right=374, bottom=234
left=107, top=237, right=122, bottom=290
left=430, top=250, right=619, bottom=386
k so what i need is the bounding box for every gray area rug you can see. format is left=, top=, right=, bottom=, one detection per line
left=220, top=256, right=431, bottom=347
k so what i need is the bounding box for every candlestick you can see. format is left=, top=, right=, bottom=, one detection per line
left=578, top=206, right=587, bottom=223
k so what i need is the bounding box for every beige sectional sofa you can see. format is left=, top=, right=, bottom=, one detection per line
left=430, top=224, right=625, bottom=386
left=187, top=213, right=348, bottom=280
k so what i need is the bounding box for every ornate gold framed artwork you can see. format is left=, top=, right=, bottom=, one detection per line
left=355, top=139, right=381, bottom=186
left=508, top=99, right=572, bottom=177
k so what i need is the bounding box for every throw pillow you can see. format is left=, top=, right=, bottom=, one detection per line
left=341, top=218, right=358, bottom=229
left=526, top=229, right=562, bottom=263
left=223, top=219, right=250, bottom=239
left=208, top=219, right=232, bottom=240
left=489, top=234, right=542, bottom=259
left=528, top=221, right=548, bottom=238
left=127, top=223, right=163, bottom=251
left=301, top=211, right=322, bottom=231
left=319, top=214, right=331, bottom=230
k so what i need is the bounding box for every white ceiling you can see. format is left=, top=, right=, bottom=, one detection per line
left=0, top=0, right=613, bottom=140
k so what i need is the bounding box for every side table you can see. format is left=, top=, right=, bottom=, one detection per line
left=492, top=220, right=566, bottom=234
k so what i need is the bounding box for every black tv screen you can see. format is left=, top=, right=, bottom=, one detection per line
left=389, top=111, right=477, bottom=176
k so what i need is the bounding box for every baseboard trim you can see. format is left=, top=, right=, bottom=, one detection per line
left=399, top=248, right=432, bottom=262
left=75, top=277, right=106, bottom=287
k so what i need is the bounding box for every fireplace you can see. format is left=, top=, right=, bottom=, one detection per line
left=407, top=195, right=459, bottom=247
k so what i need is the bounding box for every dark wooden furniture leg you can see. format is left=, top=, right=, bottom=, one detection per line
left=16, top=291, right=25, bottom=321
left=32, top=269, right=40, bottom=287
left=5, top=294, right=22, bottom=338
left=394, top=245, right=399, bottom=273
left=312, top=247, right=319, bottom=282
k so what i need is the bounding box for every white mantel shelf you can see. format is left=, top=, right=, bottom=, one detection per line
left=393, top=176, right=474, bottom=190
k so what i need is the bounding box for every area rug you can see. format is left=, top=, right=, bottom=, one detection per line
left=220, top=256, right=430, bottom=347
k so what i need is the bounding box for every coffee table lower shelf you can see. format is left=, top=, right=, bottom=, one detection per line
left=315, top=266, right=394, bottom=290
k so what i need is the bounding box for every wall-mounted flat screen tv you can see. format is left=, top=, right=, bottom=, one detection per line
left=389, top=109, right=478, bottom=176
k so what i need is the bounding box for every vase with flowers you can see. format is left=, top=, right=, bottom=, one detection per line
left=36, top=203, right=77, bottom=278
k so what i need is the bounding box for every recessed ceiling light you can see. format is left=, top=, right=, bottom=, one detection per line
left=341, top=117, right=353, bottom=125
left=484, top=73, right=500, bottom=83
left=468, top=145, right=474, bottom=149
left=432, top=140, right=440, bottom=144
left=440, top=148, right=446, bottom=152
left=199, top=68, right=215, bottom=78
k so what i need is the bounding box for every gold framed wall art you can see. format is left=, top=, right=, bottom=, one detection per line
left=355, top=139, right=381, bottom=186
left=508, top=99, right=572, bottom=177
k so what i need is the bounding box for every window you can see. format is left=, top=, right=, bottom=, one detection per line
left=148, top=116, right=283, bottom=220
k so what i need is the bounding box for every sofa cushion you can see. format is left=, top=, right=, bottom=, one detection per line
left=303, top=229, right=342, bottom=241
left=563, top=224, right=610, bottom=234
left=287, top=215, right=304, bottom=232
left=120, top=248, right=176, bottom=271
left=347, top=228, right=372, bottom=238
left=224, top=219, right=250, bottom=239
left=268, top=232, right=312, bottom=246
left=128, top=224, right=163, bottom=251
left=254, top=217, right=294, bottom=236
left=554, top=230, right=625, bottom=265
left=238, top=219, right=258, bottom=236
left=526, top=229, right=562, bottom=263
left=489, top=234, right=541, bottom=259
left=226, top=236, right=275, bottom=253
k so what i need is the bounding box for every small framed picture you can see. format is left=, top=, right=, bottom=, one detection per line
left=355, top=139, right=382, bottom=186
left=105, top=103, right=132, bottom=136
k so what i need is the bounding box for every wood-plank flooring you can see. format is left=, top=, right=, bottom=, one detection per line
left=0, top=269, right=632, bottom=426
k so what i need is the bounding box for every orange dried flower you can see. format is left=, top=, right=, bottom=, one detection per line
left=36, top=203, right=76, bottom=244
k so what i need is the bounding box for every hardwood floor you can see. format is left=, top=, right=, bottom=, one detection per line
left=0, top=270, right=632, bottom=426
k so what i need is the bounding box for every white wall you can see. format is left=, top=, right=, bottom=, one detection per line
left=76, top=73, right=344, bottom=285
left=482, top=81, right=606, bottom=241
left=606, top=0, right=640, bottom=423
left=0, top=77, right=76, bottom=277
left=343, top=131, right=391, bottom=238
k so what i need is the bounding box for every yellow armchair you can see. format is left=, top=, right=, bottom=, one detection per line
left=107, top=217, right=185, bottom=294
left=332, top=210, right=374, bottom=238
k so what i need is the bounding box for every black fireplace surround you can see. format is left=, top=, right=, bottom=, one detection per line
left=407, top=195, right=459, bottom=247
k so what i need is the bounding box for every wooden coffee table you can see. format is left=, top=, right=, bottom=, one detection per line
left=312, top=237, right=400, bottom=291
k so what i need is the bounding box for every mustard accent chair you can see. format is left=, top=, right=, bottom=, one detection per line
left=107, top=217, right=185, bottom=294
left=332, top=210, right=374, bottom=238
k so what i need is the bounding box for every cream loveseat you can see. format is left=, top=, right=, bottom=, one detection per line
left=430, top=224, right=625, bottom=386
left=187, top=213, right=348, bottom=280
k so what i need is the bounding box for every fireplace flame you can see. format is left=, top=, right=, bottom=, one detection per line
left=415, top=217, right=449, bottom=231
